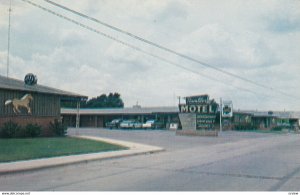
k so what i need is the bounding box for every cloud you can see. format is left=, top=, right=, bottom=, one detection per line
left=176, top=23, right=281, bottom=70
left=268, top=15, right=300, bottom=33
left=154, top=0, right=188, bottom=23
left=261, top=1, right=300, bottom=33
left=0, top=0, right=299, bottom=110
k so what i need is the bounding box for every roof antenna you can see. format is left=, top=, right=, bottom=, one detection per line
left=7, top=0, right=12, bottom=78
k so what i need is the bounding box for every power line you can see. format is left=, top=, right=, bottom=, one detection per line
left=43, top=0, right=299, bottom=100
left=19, top=0, right=263, bottom=96
left=20, top=0, right=297, bottom=103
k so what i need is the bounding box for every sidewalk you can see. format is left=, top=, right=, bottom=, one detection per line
left=0, top=135, right=164, bottom=175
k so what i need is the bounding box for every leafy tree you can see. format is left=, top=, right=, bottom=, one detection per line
left=61, top=92, right=124, bottom=108
left=85, top=93, right=124, bottom=108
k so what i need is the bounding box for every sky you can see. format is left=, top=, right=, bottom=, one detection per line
left=0, top=0, right=299, bottom=110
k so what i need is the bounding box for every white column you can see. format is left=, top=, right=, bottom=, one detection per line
left=76, top=101, right=80, bottom=128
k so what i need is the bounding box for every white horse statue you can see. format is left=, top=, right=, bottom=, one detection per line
left=5, top=94, right=33, bottom=114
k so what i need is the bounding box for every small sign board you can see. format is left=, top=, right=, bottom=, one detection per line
left=222, top=100, right=233, bottom=117
left=169, top=123, right=178, bottom=130
left=185, top=95, right=209, bottom=105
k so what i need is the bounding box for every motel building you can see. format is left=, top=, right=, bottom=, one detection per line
left=0, top=75, right=87, bottom=134
left=61, top=106, right=180, bottom=129
left=2, top=75, right=298, bottom=134
left=61, top=95, right=300, bottom=132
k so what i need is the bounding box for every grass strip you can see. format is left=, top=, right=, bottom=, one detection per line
left=0, top=137, right=127, bottom=163
left=234, top=129, right=287, bottom=134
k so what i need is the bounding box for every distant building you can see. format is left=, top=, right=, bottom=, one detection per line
left=233, top=110, right=300, bottom=130
left=61, top=107, right=300, bottom=131
left=61, top=106, right=179, bottom=128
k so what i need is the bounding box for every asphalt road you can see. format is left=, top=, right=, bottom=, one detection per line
left=1, top=128, right=300, bottom=191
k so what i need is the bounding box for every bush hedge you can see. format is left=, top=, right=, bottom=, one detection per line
left=0, top=121, right=22, bottom=138
left=49, top=119, right=67, bottom=137
left=0, top=119, right=68, bottom=138
left=234, top=124, right=257, bottom=130
left=24, top=123, right=42, bottom=137
left=271, top=125, right=292, bottom=131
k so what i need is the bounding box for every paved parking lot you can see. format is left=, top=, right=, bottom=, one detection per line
left=1, top=128, right=300, bottom=191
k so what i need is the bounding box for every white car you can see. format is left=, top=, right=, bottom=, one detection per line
left=119, top=120, right=135, bottom=129
left=142, top=120, right=155, bottom=129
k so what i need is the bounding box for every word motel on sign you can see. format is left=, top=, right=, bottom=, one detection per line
left=179, top=104, right=216, bottom=114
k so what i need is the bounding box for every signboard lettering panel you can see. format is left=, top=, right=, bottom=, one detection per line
left=179, top=95, right=219, bottom=130
left=196, top=114, right=217, bottom=130
left=186, top=95, right=209, bottom=105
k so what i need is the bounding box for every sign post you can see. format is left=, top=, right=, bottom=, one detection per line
left=220, top=99, right=233, bottom=132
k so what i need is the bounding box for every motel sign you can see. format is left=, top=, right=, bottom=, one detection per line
left=179, top=95, right=219, bottom=130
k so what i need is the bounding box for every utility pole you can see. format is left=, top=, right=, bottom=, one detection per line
left=7, top=0, right=12, bottom=77
left=177, top=96, right=181, bottom=105
left=220, top=98, right=222, bottom=132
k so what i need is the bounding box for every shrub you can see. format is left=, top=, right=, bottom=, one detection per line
left=235, top=124, right=257, bottom=131
left=271, top=126, right=285, bottom=131
left=24, top=123, right=42, bottom=137
left=49, top=119, right=67, bottom=137
left=0, top=121, right=22, bottom=138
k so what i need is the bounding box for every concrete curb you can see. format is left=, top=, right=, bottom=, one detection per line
left=0, top=136, right=165, bottom=175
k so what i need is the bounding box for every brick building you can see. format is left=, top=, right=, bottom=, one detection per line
left=0, top=75, right=87, bottom=133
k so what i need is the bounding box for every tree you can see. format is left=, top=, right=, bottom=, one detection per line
left=61, top=93, right=124, bottom=108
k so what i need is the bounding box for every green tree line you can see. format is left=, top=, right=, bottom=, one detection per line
left=61, top=92, right=124, bottom=108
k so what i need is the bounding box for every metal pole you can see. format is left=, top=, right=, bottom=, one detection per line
left=177, top=96, right=181, bottom=105
left=220, top=98, right=222, bottom=132
left=7, top=0, right=12, bottom=77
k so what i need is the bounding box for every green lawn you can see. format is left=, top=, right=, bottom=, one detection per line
left=234, top=129, right=287, bottom=134
left=0, top=137, right=128, bottom=163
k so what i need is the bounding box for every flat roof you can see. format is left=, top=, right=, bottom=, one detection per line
left=61, top=107, right=179, bottom=115
left=0, top=75, right=87, bottom=100
left=61, top=107, right=300, bottom=119
left=234, top=110, right=300, bottom=119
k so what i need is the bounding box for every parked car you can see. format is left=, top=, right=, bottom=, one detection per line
left=142, top=120, right=164, bottom=129
left=119, top=120, right=135, bottom=129
left=142, top=120, right=155, bottom=129
left=133, top=121, right=143, bottom=129
left=105, top=119, right=122, bottom=129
